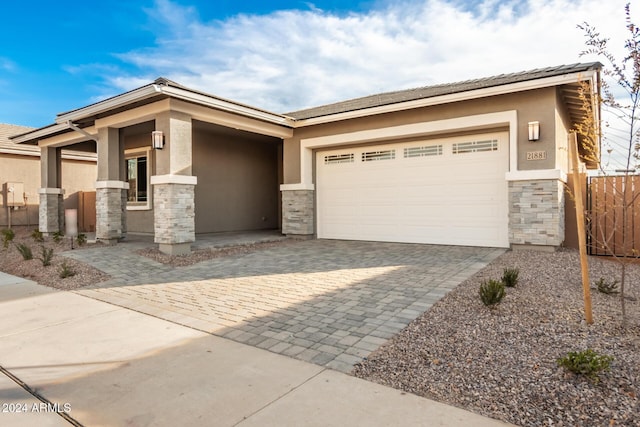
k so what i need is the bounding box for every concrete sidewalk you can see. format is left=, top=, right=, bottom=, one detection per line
left=0, top=275, right=515, bottom=427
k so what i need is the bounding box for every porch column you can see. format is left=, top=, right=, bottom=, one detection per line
left=95, top=127, right=128, bottom=244
left=38, top=146, right=64, bottom=234
left=151, top=111, right=197, bottom=255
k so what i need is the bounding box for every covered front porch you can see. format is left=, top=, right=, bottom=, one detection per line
left=12, top=78, right=294, bottom=255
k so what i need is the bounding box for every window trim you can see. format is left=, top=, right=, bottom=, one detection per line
left=125, top=147, right=152, bottom=211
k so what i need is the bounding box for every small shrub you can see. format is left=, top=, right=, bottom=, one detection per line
left=479, top=279, right=506, bottom=307
left=52, top=231, right=65, bottom=244
left=76, top=233, right=87, bottom=246
left=31, top=229, right=44, bottom=243
left=502, top=267, right=519, bottom=287
left=595, top=277, right=619, bottom=294
left=39, top=246, right=54, bottom=267
left=59, top=261, right=76, bottom=279
left=1, top=228, right=15, bottom=249
left=16, top=243, right=33, bottom=260
left=557, top=349, right=614, bottom=382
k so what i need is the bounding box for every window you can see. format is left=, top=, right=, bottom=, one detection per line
left=404, top=145, right=443, bottom=158
left=125, top=149, right=151, bottom=209
left=324, top=153, right=354, bottom=164
left=362, top=150, right=395, bottom=162
left=452, top=139, right=498, bottom=154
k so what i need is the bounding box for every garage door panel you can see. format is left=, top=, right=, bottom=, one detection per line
left=316, top=133, right=509, bottom=248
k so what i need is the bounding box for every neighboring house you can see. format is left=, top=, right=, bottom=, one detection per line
left=11, top=62, right=601, bottom=254
left=1, top=123, right=97, bottom=229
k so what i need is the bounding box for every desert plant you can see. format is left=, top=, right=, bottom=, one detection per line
left=595, top=277, right=620, bottom=294
left=59, top=261, right=76, bottom=278
left=501, top=267, right=519, bottom=288
left=76, top=233, right=87, bottom=246
left=1, top=228, right=15, bottom=249
left=31, top=229, right=44, bottom=243
left=557, top=349, right=614, bottom=382
left=15, top=243, right=33, bottom=260
left=479, top=279, right=506, bottom=308
left=39, top=246, right=54, bottom=267
left=52, top=231, right=64, bottom=244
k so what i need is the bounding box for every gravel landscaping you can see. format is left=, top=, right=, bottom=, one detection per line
left=353, top=249, right=639, bottom=427
left=0, top=226, right=108, bottom=290
left=3, top=224, right=638, bottom=425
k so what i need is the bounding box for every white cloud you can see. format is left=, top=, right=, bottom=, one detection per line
left=0, top=57, right=17, bottom=72
left=101, top=0, right=629, bottom=116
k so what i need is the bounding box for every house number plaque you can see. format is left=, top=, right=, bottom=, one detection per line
left=526, top=150, right=547, bottom=161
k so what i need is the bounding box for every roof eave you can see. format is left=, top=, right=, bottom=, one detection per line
left=159, top=85, right=295, bottom=128
left=293, top=69, right=601, bottom=127
left=13, top=82, right=295, bottom=144
left=10, top=123, right=69, bottom=144
left=55, top=84, right=162, bottom=125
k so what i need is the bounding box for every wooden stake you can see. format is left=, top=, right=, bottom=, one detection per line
left=569, top=132, right=593, bottom=324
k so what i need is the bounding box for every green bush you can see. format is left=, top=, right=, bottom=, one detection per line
left=16, top=243, right=33, bottom=260
left=557, top=349, right=613, bottom=382
left=59, top=261, right=76, bottom=279
left=502, top=267, right=519, bottom=287
left=1, top=228, right=15, bottom=249
left=39, top=246, right=54, bottom=267
left=76, top=233, right=87, bottom=246
left=52, top=231, right=64, bottom=244
left=479, top=279, right=506, bottom=307
left=31, top=229, right=44, bottom=243
left=595, top=277, right=619, bottom=294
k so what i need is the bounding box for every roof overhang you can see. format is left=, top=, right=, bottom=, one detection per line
left=11, top=64, right=601, bottom=160
left=0, top=144, right=96, bottom=161
left=293, top=69, right=601, bottom=127
left=11, top=81, right=295, bottom=145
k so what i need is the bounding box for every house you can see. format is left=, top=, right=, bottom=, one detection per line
left=10, top=62, right=601, bottom=254
left=1, top=123, right=97, bottom=229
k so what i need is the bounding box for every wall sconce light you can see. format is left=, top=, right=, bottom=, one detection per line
left=528, top=121, right=540, bottom=141
left=151, top=130, right=164, bottom=149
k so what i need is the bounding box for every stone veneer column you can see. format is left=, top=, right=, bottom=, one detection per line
left=509, top=179, right=565, bottom=248
left=95, top=127, right=126, bottom=245
left=95, top=181, right=129, bottom=244
left=38, top=188, right=64, bottom=234
left=151, top=175, right=197, bottom=255
left=38, top=146, right=63, bottom=234
left=281, top=189, right=314, bottom=235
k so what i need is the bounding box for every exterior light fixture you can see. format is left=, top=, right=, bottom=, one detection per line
left=152, top=130, right=164, bottom=149
left=528, top=121, right=540, bottom=141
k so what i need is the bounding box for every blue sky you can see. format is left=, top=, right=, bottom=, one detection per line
left=0, top=0, right=628, bottom=128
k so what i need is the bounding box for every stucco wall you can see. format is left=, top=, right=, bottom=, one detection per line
left=193, top=130, right=280, bottom=233
left=554, top=87, right=573, bottom=174
left=283, top=87, right=559, bottom=184
left=126, top=209, right=154, bottom=234
left=122, top=126, right=281, bottom=234
left=0, top=154, right=96, bottom=227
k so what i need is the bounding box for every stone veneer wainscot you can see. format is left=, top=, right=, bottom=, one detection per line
left=282, top=189, right=314, bottom=235
left=509, top=180, right=565, bottom=246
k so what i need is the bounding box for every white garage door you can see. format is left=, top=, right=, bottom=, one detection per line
left=316, top=132, right=509, bottom=248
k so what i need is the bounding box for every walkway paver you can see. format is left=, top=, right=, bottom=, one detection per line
left=66, top=238, right=504, bottom=373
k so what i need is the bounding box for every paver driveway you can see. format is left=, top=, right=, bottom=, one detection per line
left=66, top=239, right=504, bottom=372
